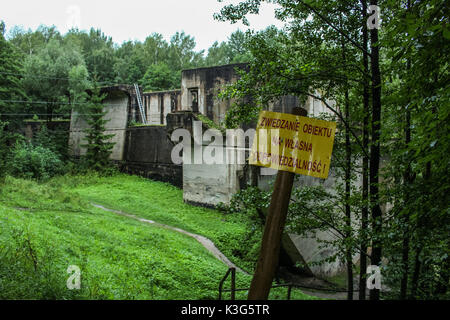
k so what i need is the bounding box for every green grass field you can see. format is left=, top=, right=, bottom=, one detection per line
left=64, top=173, right=260, bottom=272
left=0, top=173, right=316, bottom=300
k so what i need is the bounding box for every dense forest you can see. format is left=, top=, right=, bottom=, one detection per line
left=215, top=0, right=449, bottom=301
left=0, top=22, right=250, bottom=125
left=0, top=0, right=449, bottom=301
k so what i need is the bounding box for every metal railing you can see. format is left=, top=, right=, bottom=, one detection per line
left=218, top=267, right=299, bottom=300
left=218, top=267, right=348, bottom=300
left=218, top=267, right=236, bottom=300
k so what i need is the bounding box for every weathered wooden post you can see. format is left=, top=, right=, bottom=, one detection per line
left=248, top=107, right=307, bottom=300
left=247, top=105, right=336, bottom=300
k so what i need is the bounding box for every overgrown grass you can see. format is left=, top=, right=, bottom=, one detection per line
left=0, top=174, right=316, bottom=300
left=60, top=173, right=262, bottom=273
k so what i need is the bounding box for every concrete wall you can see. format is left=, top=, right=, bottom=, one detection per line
left=122, top=126, right=182, bottom=187
left=142, top=90, right=181, bottom=125
left=104, top=93, right=129, bottom=161
left=180, top=63, right=335, bottom=127
left=257, top=160, right=362, bottom=278
left=304, top=91, right=337, bottom=117
left=182, top=141, right=245, bottom=207
left=69, top=89, right=130, bottom=161
left=181, top=63, right=247, bottom=123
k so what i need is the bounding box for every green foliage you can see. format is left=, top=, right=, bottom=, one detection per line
left=218, top=27, right=314, bottom=128
left=33, top=124, right=70, bottom=161
left=140, top=63, right=178, bottom=92
left=215, top=0, right=450, bottom=300
left=0, top=175, right=316, bottom=300
left=167, top=31, right=205, bottom=71
left=217, top=186, right=272, bottom=269
left=81, top=84, right=115, bottom=172
left=33, top=124, right=56, bottom=152
left=0, top=121, right=15, bottom=179
left=8, top=24, right=62, bottom=56
left=22, top=38, right=88, bottom=118
left=0, top=21, right=27, bottom=129
left=65, top=28, right=116, bottom=82
left=204, top=30, right=252, bottom=67
left=194, top=113, right=226, bottom=133
left=8, top=141, right=64, bottom=180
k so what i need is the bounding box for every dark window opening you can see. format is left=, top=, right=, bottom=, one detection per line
left=189, top=88, right=199, bottom=113
left=171, top=96, right=177, bottom=112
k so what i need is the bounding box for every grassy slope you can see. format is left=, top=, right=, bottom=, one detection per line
left=0, top=174, right=315, bottom=300
left=64, top=173, right=259, bottom=273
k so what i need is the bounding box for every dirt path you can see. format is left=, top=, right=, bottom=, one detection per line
left=91, top=203, right=248, bottom=275
left=91, top=203, right=357, bottom=300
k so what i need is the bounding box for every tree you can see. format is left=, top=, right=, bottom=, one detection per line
left=0, top=21, right=27, bottom=130
left=22, top=38, right=88, bottom=120
left=215, top=20, right=368, bottom=299
left=113, top=40, right=147, bottom=84
left=140, top=63, right=178, bottom=92
left=205, top=41, right=231, bottom=67
left=113, top=31, right=205, bottom=87
left=142, top=33, right=170, bottom=66
left=215, top=0, right=384, bottom=300
left=215, top=0, right=449, bottom=301
left=168, top=31, right=204, bottom=71
left=65, top=28, right=116, bottom=82
left=378, top=0, right=449, bottom=300
left=204, top=30, right=252, bottom=66
left=8, top=24, right=61, bottom=56
left=81, top=84, right=115, bottom=171
left=0, top=120, right=15, bottom=179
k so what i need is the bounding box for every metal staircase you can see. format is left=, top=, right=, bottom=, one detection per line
left=134, top=83, right=147, bottom=124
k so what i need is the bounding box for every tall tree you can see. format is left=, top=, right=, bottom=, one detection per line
left=8, top=24, right=61, bottom=56
left=65, top=28, right=116, bottom=82
left=22, top=38, right=88, bottom=120
left=359, top=0, right=371, bottom=301
left=168, top=31, right=204, bottom=71
left=81, top=84, right=115, bottom=171
left=205, top=30, right=252, bottom=66
left=0, top=21, right=27, bottom=129
left=140, top=63, right=178, bottom=92
left=380, top=0, right=449, bottom=300
left=215, top=0, right=383, bottom=300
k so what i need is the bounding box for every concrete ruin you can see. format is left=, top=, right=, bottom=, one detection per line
left=69, top=63, right=351, bottom=278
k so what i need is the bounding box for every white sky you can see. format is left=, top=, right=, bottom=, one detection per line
left=2, top=0, right=284, bottom=52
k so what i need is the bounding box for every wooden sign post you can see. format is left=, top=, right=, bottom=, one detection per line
left=247, top=107, right=336, bottom=300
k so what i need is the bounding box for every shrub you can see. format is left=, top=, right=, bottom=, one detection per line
left=0, top=121, right=10, bottom=179
left=8, top=141, right=65, bottom=180
left=34, top=124, right=71, bottom=162
left=0, top=121, right=24, bottom=180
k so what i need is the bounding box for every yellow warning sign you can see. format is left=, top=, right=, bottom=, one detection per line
left=249, top=110, right=337, bottom=179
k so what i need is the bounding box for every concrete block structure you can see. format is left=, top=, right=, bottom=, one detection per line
left=69, top=85, right=133, bottom=161
left=142, top=90, right=181, bottom=125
